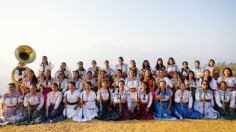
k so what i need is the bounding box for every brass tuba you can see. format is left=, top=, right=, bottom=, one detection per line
left=11, top=45, right=36, bottom=88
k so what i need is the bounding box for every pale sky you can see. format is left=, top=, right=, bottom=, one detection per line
left=0, top=0, right=236, bottom=94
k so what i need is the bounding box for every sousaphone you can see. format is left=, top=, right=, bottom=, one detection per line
left=11, top=45, right=36, bottom=90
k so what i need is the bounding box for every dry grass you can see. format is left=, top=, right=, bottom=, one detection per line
left=0, top=119, right=236, bottom=132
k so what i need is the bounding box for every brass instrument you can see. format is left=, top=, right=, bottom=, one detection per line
left=11, top=45, right=36, bottom=95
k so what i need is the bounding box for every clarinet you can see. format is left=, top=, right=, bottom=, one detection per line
left=119, top=91, right=122, bottom=113
left=160, top=92, right=163, bottom=117
left=81, top=92, right=84, bottom=119
left=46, top=106, right=48, bottom=118
left=202, top=91, right=206, bottom=118
left=223, top=92, right=226, bottom=112
left=188, top=80, right=192, bottom=93
left=64, top=93, right=67, bottom=118
left=100, top=90, right=103, bottom=115
left=180, top=92, right=184, bottom=112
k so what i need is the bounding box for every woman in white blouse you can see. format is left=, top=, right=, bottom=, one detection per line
left=63, top=82, right=80, bottom=119
left=46, top=83, right=63, bottom=122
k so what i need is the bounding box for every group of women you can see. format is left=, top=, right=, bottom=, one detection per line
left=0, top=56, right=236, bottom=126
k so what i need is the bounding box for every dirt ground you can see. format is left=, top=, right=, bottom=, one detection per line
left=0, top=119, right=236, bottom=132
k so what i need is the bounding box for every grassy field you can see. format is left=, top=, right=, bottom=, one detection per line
left=0, top=119, right=236, bottom=132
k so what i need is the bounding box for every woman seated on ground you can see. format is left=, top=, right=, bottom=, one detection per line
left=174, top=82, right=202, bottom=119
left=137, top=82, right=153, bottom=120
left=96, top=80, right=119, bottom=120
left=1, top=83, right=23, bottom=125
left=46, top=83, right=64, bottom=122
left=215, top=81, right=236, bottom=119
left=194, top=80, right=220, bottom=119
left=63, top=81, right=80, bottom=119
left=113, top=80, right=130, bottom=120
left=153, top=81, right=178, bottom=120
left=73, top=82, right=97, bottom=122
left=18, top=84, right=44, bottom=125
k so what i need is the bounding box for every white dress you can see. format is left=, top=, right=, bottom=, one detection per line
left=1, top=92, right=23, bottom=124
left=194, top=89, right=219, bottom=119
left=63, top=90, right=80, bottom=118
left=127, top=90, right=139, bottom=112
left=73, top=91, right=97, bottom=122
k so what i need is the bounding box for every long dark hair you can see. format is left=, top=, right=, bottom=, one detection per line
left=155, top=58, right=165, bottom=71
left=130, top=60, right=138, bottom=77
left=142, top=60, right=151, bottom=69
left=186, top=71, right=196, bottom=81
left=201, top=80, right=210, bottom=90
left=142, top=81, right=149, bottom=94
left=101, top=80, right=111, bottom=102
left=223, top=67, right=233, bottom=77
left=144, top=69, right=154, bottom=80
left=28, top=70, right=38, bottom=85
left=208, top=59, right=215, bottom=67
left=167, top=57, right=176, bottom=65
left=202, top=69, right=212, bottom=82
left=44, top=70, right=52, bottom=80
left=41, top=56, right=49, bottom=65
left=77, top=61, right=85, bottom=71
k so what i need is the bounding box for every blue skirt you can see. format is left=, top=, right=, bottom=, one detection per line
left=174, top=103, right=202, bottom=119
left=153, top=101, right=177, bottom=120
